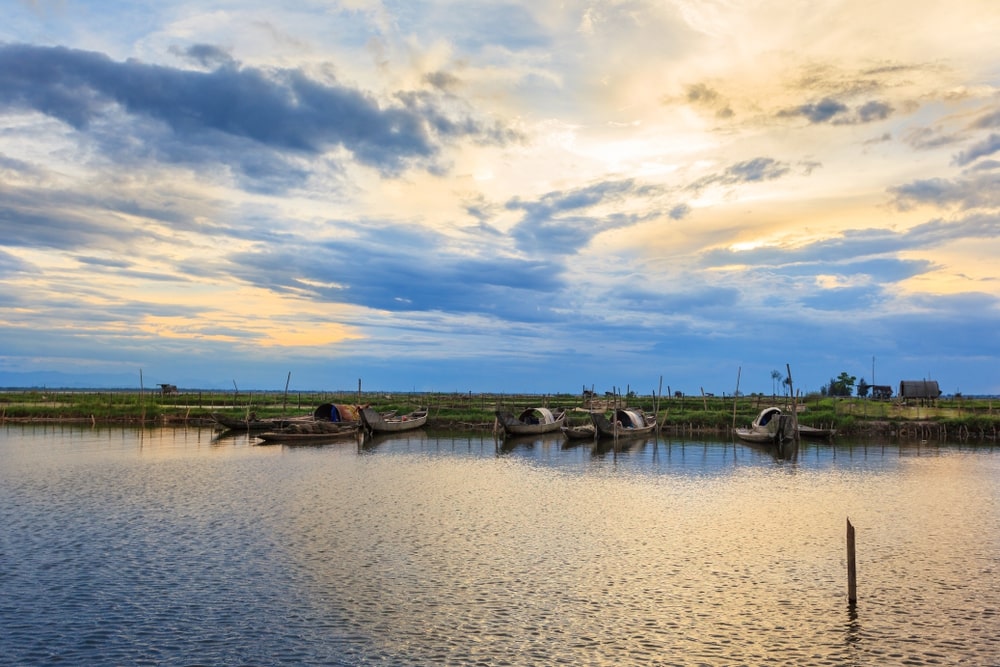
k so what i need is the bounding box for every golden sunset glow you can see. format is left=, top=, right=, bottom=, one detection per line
left=0, top=1, right=997, bottom=393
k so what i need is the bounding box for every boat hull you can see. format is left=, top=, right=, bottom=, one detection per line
left=360, top=407, right=429, bottom=433
left=590, top=409, right=657, bottom=439
left=256, top=421, right=360, bottom=444
left=495, top=407, right=567, bottom=436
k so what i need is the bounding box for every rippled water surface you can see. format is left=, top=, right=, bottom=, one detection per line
left=2, top=425, right=999, bottom=665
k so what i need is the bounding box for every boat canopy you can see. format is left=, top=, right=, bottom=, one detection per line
left=615, top=409, right=645, bottom=428
left=753, top=407, right=783, bottom=427
left=314, top=403, right=361, bottom=422
left=516, top=407, right=559, bottom=425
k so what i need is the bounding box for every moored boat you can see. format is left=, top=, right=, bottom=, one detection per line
left=256, top=420, right=360, bottom=444
left=561, top=422, right=597, bottom=441
left=312, top=402, right=362, bottom=424
left=734, top=407, right=794, bottom=444
left=212, top=412, right=301, bottom=431
left=495, top=407, right=567, bottom=436
left=796, top=424, right=837, bottom=439
left=359, top=406, right=428, bottom=433
left=590, top=408, right=657, bottom=439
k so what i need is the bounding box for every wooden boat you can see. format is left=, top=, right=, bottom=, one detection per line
left=256, top=420, right=360, bottom=444
left=212, top=412, right=294, bottom=431
left=590, top=408, right=657, bottom=439
left=359, top=406, right=428, bottom=433
left=312, top=402, right=362, bottom=424
left=495, top=407, right=567, bottom=436
left=561, top=422, right=597, bottom=441
left=797, top=424, right=837, bottom=439
left=734, top=407, right=794, bottom=444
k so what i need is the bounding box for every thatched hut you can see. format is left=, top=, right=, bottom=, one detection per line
left=899, top=380, right=941, bottom=403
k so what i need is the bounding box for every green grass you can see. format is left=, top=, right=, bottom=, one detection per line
left=2, top=389, right=999, bottom=439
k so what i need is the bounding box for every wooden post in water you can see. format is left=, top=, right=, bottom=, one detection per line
left=732, top=367, right=741, bottom=434
left=847, top=517, right=857, bottom=605
left=655, top=376, right=663, bottom=434
left=785, top=363, right=800, bottom=459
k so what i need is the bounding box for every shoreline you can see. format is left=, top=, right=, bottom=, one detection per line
left=2, top=414, right=996, bottom=443
left=2, top=389, right=998, bottom=442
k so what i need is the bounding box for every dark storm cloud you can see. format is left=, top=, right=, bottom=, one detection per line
left=0, top=43, right=515, bottom=177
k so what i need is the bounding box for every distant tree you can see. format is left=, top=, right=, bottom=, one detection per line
left=857, top=377, right=870, bottom=398
left=771, top=370, right=782, bottom=396
left=826, top=371, right=857, bottom=397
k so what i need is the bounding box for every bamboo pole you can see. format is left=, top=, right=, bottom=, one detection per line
left=786, top=363, right=800, bottom=459
left=847, top=517, right=858, bottom=605
left=283, top=372, right=291, bottom=413
left=655, top=375, right=663, bottom=433
left=732, top=367, right=741, bottom=433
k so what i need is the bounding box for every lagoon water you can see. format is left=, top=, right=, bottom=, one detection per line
left=2, top=425, right=999, bottom=666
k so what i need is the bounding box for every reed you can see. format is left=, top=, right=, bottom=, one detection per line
left=1, top=389, right=998, bottom=440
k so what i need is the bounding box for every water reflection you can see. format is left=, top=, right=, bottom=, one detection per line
left=2, top=425, right=999, bottom=665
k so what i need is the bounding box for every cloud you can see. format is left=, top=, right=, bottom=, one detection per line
left=778, top=97, right=894, bottom=124
left=221, top=221, right=568, bottom=323
left=0, top=249, right=34, bottom=276
left=952, top=133, right=1000, bottom=167
left=0, top=43, right=517, bottom=180
left=685, top=82, right=734, bottom=119
left=689, top=157, right=791, bottom=193
left=890, top=172, right=1000, bottom=210
left=856, top=100, right=893, bottom=123
left=171, top=43, right=236, bottom=69
left=506, top=179, right=671, bottom=254
left=971, top=108, right=1000, bottom=129
left=903, top=126, right=961, bottom=150
left=780, top=97, right=849, bottom=123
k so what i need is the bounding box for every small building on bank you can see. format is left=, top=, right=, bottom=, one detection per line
left=899, top=380, right=941, bottom=403
left=870, top=385, right=893, bottom=400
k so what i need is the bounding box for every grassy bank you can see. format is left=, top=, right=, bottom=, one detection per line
left=2, top=389, right=999, bottom=441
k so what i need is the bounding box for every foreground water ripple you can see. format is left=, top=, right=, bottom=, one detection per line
left=1, top=426, right=999, bottom=665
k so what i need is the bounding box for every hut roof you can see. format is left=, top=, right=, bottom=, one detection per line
left=898, top=380, right=941, bottom=398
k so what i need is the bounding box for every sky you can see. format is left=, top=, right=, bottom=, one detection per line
left=1, top=0, right=999, bottom=396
